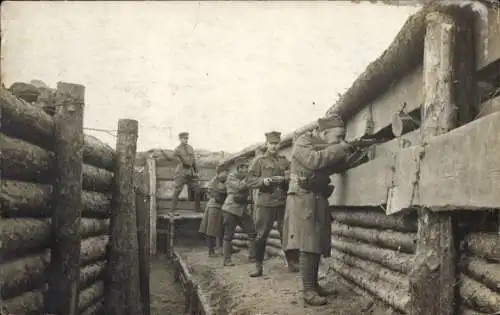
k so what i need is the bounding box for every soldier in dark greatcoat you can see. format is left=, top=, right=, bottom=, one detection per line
left=198, top=165, right=228, bottom=257
left=171, top=132, right=201, bottom=211
left=221, top=158, right=255, bottom=266
left=283, top=113, right=354, bottom=306
left=247, top=131, right=298, bottom=277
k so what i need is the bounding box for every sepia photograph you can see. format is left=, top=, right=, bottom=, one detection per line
left=1, top=0, right=499, bottom=314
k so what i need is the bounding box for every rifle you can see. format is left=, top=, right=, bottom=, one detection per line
left=347, top=134, right=391, bottom=151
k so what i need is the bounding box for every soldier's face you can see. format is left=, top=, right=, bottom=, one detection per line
left=180, top=137, right=189, bottom=145
left=237, top=165, right=248, bottom=174
left=266, top=141, right=279, bottom=154
left=322, top=128, right=345, bottom=144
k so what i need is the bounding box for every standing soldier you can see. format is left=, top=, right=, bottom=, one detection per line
left=283, top=114, right=354, bottom=306
left=221, top=158, right=255, bottom=266
left=171, top=132, right=201, bottom=212
left=247, top=131, right=298, bottom=277
left=198, top=165, right=228, bottom=257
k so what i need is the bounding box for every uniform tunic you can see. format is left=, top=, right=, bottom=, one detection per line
left=173, top=143, right=200, bottom=187
left=221, top=171, right=255, bottom=241
left=247, top=153, right=290, bottom=239
left=282, top=132, right=351, bottom=256
left=198, top=176, right=226, bottom=237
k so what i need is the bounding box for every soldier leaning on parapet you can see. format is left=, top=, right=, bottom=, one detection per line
left=221, top=158, right=256, bottom=267
left=198, top=165, right=228, bottom=257
left=246, top=131, right=299, bottom=278
left=283, top=113, right=356, bottom=306
left=171, top=132, right=202, bottom=212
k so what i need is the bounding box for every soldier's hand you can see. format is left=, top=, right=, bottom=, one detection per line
left=263, top=178, right=273, bottom=186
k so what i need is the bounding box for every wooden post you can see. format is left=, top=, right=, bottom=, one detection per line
left=106, top=119, right=143, bottom=315
left=46, top=82, right=85, bottom=315
left=145, top=157, right=157, bottom=255
left=409, top=10, right=475, bottom=315
left=136, top=190, right=151, bottom=315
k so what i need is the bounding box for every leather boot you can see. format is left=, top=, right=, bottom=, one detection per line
left=301, top=251, right=327, bottom=306
left=312, top=254, right=335, bottom=297
left=249, top=241, right=264, bottom=277
left=207, top=236, right=216, bottom=257
left=223, top=240, right=234, bottom=266
left=247, top=239, right=256, bottom=262
left=285, top=250, right=299, bottom=273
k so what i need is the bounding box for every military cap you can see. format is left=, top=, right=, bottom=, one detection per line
left=317, top=113, right=344, bottom=131
left=178, top=132, right=189, bottom=138
left=235, top=157, right=249, bottom=167
left=265, top=131, right=282, bottom=143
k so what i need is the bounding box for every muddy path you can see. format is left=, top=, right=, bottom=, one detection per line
left=178, top=247, right=398, bottom=315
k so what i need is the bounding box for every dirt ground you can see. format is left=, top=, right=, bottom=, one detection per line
left=175, top=246, right=396, bottom=315
left=150, top=256, right=186, bottom=315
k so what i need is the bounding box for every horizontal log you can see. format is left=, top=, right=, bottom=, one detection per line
left=331, top=237, right=412, bottom=274
left=269, top=229, right=280, bottom=238
left=459, top=305, right=488, bottom=315
left=0, top=133, right=53, bottom=183
left=83, top=134, right=115, bottom=171
left=81, top=236, right=109, bottom=265
left=389, top=112, right=500, bottom=213
left=265, top=246, right=285, bottom=259
left=82, top=163, right=114, bottom=193
left=0, top=250, right=50, bottom=299
left=331, top=209, right=417, bottom=232
left=266, top=238, right=282, bottom=249
left=462, top=256, right=500, bottom=293
left=233, top=233, right=249, bottom=240
left=80, top=298, right=104, bottom=315
left=81, top=218, right=110, bottom=238
left=0, top=180, right=111, bottom=218
left=78, top=280, right=104, bottom=311
left=0, top=218, right=51, bottom=258
left=331, top=249, right=409, bottom=290
left=0, top=87, right=54, bottom=150
left=80, top=261, right=106, bottom=289
left=231, top=239, right=248, bottom=247
left=331, top=222, right=416, bottom=253
left=465, top=233, right=500, bottom=262
left=332, top=260, right=410, bottom=313
left=1, top=287, right=45, bottom=315
left=458, top=274, right=500, bottom=314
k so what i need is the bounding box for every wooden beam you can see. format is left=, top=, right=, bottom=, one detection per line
left=475, top=6, right=500, bottom=71
left=135, top=192, right=150, bottom=315
left=106, top=119, right=143, bottom=315
left=145, top=158, right=157, bottom=256
left=46, top=82, right=85, bottom=315
left=409, top=11, right=458, bottom=315
left=476, top=95, right=500, bottom=119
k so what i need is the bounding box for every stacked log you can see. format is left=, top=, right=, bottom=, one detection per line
left=458, top=232, right=500, bottom=314
left=0, top=87, right=113, bottom=314
left=231, top=222, right=284, bottom=259
left=329, top=208, right=417, bottom=314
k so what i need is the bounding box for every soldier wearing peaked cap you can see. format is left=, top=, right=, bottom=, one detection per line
left=283, top=113, right=356, bottom=306
left=246, top=131, right=297, bottom=277
left=172, top=132, right=202, bottom=212
left=198, top=164, right=229, bottom=257
left=221, top=157, right=256, bottom=266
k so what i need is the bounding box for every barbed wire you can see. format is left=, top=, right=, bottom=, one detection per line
left=83, top=127, right=117, bottom=137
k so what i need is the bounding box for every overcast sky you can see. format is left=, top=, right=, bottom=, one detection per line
left=2, top=1, right=417, bottom=153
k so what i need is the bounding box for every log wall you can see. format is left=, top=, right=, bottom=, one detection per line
left=1, top=86, right=116, bottom=315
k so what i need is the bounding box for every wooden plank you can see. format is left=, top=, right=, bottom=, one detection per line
left=145, top=158, right=157, bottom=256
left=156, top=165, right=217, bottom=181
left=135, top=192, right=150, bottom=315
left=329, top=155, right=394, bottom=206
left=373, top=128, right=420, bottom=159
left=417, top=111, right=500, bottom=210
left=157, top=200, right=207, bottom=212
left=46, top=82, right=85, bottom=315
left=476, top=94, right=500, bottom=119
left=346, top=67, right=423, bottom=141
left=475, top=6, right=500, bottom=70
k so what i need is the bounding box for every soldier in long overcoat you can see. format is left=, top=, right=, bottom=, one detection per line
left=246, top=131, right=298, bottom=277
left=198, top=165, right=228, bottom=257
left=171, top=132, right=201, bottom=211
left=221, top=158, right=255, bottom=266
left=283, top=114, right=354, bottom=306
